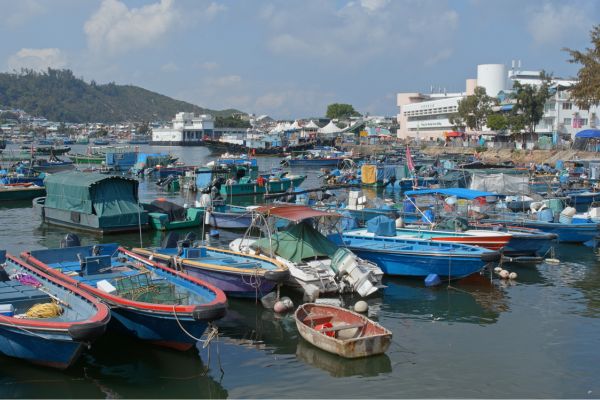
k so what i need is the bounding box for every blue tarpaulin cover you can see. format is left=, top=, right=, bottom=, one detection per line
left=366, top=216, right=396, bottom=236
left=575, top=129, right=600, bottom=138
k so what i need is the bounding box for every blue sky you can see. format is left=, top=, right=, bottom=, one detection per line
left=1, top=0, right=598, bottom=119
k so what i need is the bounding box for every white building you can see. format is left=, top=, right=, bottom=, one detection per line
left=151, top=112, right=214, bottom=145
left=396, top=62, right=600, bottom=142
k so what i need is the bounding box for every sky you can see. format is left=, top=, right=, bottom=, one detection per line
left=0, top=0, right=599, bottom=119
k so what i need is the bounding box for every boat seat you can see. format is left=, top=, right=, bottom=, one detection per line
left=303, top=313, right=333, bottom=326
left=318, top=322, right=365, bottom=333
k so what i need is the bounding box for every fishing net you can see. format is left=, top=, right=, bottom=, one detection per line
left=25, top=302, right=63, bottom=318
left=114, top=272, right=189, bottom=305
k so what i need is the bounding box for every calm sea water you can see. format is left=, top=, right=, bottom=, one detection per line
left=1, top=144, right=599, bottom=398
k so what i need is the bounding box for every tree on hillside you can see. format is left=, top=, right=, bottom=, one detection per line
left=326, top=103, right=361, bottom=119
left=215, top=115, right=251, bottom=128
left=449, top=87, right=497, bottom=132
left=563, top=25, right=600, bottom=108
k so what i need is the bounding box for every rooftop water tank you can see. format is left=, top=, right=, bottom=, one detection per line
left=477, top=64, right=507, bottom=97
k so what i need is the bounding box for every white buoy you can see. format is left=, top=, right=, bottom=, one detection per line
left=509, top=272, right=518, bottom=280
left=354, top=300, right=368, bottom=313
left=273, top=301, right=287, bottom=313
left=546, top=258, right=560, bottom=264
left=499, top=270, right=509, bottom=279
left=280, top=297, right=294, bottom=310
left=494, top=266, right=502, bottom=274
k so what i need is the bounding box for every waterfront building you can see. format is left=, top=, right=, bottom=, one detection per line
left=396, top=62, right=600, bottom=145
left=151, top=112, right=214, bottom=145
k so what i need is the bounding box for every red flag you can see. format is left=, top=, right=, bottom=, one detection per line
left=406, top=145, right=415, bottom=172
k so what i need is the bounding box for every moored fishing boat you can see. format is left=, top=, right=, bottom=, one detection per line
left=21, top=239, right=227, bottom=350
left=142, top=199, right=204, bottom=231
left=230, top=204, right=384, bottom=300
left=0, top=250, right=110, bottom=368
left=0, top=183, right=46, bottom=201
left=220, top=173, right=306, bottom=197
left=34, top=171, right=149, bottom=234
left=333, top=217, right=499, bottom=279
left=295, top=303, right=392, bottom=359
left=132, top=232, right=289, bottom=298
left=346, top=220, right=512, bottom=251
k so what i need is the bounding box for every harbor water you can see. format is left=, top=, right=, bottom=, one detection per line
left=1, top=145, right=599, bottom=398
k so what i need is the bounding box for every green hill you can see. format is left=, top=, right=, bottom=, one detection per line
left=0, top=69, right=242, bottom=123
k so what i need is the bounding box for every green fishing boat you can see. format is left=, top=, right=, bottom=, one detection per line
left=143, top=199, right=204, bottom=231
left=33, top=171, right=148, bottom=233
left=220, top=174, right=306, bottom=197
left=70, top=153, right=105, bottom=164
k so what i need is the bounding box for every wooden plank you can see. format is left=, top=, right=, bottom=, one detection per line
left=318, top=322, right=365, bottom=333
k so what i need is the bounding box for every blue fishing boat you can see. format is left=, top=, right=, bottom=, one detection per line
left=203, top=203, right=254, bottom=229
left=469, top=223, right=557, bottom=257
left=482, top=214, right=600, bottom=244
left=0, top=250, right=110, bottom=368
left=566, top=190, right=600, bottom=212
left=330, top=217, right=499, bottom=279
left=132, top=232, right=289, bottom=298
left=22, top=239, right=227, bottom=351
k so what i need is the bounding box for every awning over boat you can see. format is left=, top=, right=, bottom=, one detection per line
left=405, top=188, right=497, bottom=199
left=254, top=221, right=338, bottom=263
left=254, top=204, right=340, bottom=222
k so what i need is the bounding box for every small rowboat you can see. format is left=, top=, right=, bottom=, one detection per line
left=295, top=303, right=392, bottom=359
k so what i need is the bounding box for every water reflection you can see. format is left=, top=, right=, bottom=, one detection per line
left=216, top=299, right=299, bottom=355
left=0, top=331, right=228, bottom=399
left=381, top=274, right=509, bottom=324
left=295, top=339, right=392, bottom=378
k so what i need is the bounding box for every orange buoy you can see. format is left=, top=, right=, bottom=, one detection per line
left=315, top=322, right=335, bottom=337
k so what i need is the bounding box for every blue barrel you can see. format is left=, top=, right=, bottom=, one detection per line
left=422, top=209, right=435, bottom=223
left=538, top=208, right=554, bottom=222
left=403, top=198, right=416, bottom=213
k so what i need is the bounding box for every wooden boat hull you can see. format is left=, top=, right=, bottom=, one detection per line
left=21, top=246, right=227, bottom=350
left=131, top=247, right=288, bottom=298
left=0, top=186, right=46, bottom=201
left=295, top=303, right=392, bottom=359
left=1, top=253, right=110, bottom=369
left=484, top=218, right=600, bottom=243
left=287, top=158, right=343, bottom=167
left=427, top=234, right=511, bottom=251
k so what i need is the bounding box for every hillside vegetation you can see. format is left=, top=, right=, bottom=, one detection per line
left=0, top=69, right=240, bottom=123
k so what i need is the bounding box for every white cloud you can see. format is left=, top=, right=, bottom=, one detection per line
left=261, top=0, right=460, bottom=66
left=214, top=75, right=242, bottom=86
left=84, top=0, right=179, bottom=56
left=528, top=3, right=591, bottom=45
left=360, top=0, right=390, bottom=12
left=198, top=61, right=219, bottom=70
left=205, top=2, right=227, bottom=19
left=161, top=62, right=179, bottom=72
left=7, top=48, right=68, bottom=71
left=1, top=0, right=45, bottom=28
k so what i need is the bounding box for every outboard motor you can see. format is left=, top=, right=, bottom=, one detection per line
left=60, top=233, right=81, bottom=248
left=161, top=232, right=180, bottom=249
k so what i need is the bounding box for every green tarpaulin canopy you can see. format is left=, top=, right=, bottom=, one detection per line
left=254, top=221, right=338, bottom=263
left=44, top=171, right=145, bottom=226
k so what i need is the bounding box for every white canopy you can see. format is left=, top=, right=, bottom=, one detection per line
left=317, top=120, right=342, bottom=134
left=290, top=120, right=301, bottom=129
left=304, top=120, right=319, bottom=129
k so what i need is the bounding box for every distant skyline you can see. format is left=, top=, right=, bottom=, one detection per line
left=1, top=0, right=598, bottom=119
